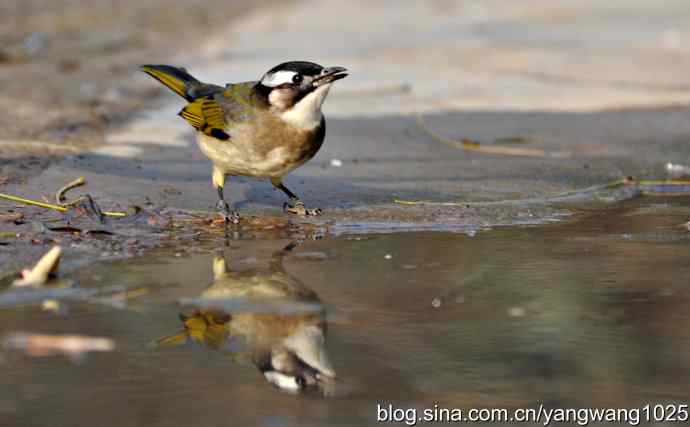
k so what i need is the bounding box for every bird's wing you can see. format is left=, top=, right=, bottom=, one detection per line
left=179, top=93, right=230, bottom=140
left=179, top=81, right=262, bottom=141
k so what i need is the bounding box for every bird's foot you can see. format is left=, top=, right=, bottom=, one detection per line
left=283, top=200, right=322, bottom=216
left=225, top=211, right=241, bottom=225
left=216, top=200, right=240, bottom=224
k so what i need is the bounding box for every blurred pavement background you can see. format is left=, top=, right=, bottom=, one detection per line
left=2, top=0, right=690, bottom=224
left=195, top=0, right=690, bottom=114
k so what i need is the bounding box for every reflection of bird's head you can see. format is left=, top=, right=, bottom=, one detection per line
left=254, top=320, right=336, bottom=393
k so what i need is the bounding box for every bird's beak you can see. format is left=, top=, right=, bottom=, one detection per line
left=313, top=66, right=348, bottom=87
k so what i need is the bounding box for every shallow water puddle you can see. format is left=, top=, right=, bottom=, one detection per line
left=1, top=197, right=689, bottom=425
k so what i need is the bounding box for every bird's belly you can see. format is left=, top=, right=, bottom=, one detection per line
left=196, top=123, right=322, bottom=178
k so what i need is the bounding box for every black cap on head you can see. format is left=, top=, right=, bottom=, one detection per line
left=267, top=61, right=324, bottom=76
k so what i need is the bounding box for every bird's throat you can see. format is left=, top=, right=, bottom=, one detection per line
left=280, top=84, right=331, bottom=130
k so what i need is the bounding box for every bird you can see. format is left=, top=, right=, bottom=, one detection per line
left=140, top=61, right=348, bottom=223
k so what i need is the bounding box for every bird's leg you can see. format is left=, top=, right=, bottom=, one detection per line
left=216, top=186, right=241, bottom=224
left=271, top=177, right=322, bottom=216
left=214, top=168, right=240, bottom=224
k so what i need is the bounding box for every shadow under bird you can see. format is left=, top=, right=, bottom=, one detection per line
left=140, top=61, right=348, bottom=223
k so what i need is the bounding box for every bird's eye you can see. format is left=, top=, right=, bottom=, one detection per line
left=295, top=376, right=306, bottom=388
left=292, top=74, right=303, bottom=84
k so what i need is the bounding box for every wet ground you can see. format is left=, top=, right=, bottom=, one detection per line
left=1, top=196, right=689, bottom=426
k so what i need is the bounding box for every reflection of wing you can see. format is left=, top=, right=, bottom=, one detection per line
left=153, top=310, right=230, bottom=349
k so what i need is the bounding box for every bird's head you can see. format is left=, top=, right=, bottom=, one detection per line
left=257, top=61, right=348, bottom=129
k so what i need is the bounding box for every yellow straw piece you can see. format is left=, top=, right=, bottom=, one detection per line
left=415, top=114, right=572, bottom=158
left=394, top=178, right=690, bottom=207
left=0, top=193, right=126, bottom=217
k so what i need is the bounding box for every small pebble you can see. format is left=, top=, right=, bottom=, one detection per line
left=384, top=254, right=392, bottom=260
left=431, top=298, right=442, bottom=308
left=508, top=306, right=526, bottom=317
left=330, top=158, right=343, bottom=167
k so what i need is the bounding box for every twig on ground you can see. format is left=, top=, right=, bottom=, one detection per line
left=0, top=176, right=126, bottom=217
left=415, top=114, right=572, bottom=158
left=56, top=176, right=86, bottom=205
left=394, top=177, right=690, bottom=207
left=0, top=192, right=69, bottom=212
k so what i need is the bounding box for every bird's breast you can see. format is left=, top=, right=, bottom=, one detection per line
left=197, top=115, right=325, bottom=178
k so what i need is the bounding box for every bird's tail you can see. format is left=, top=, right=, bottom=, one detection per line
left=140, top=64, right=200, bottom=101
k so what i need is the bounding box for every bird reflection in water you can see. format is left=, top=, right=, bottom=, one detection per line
left=153, top=242, right=336, bottom=394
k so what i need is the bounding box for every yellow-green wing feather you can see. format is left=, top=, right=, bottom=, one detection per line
left=179, top=96, right=230, bottom=140
left=179, top=82, right=262, bottom=140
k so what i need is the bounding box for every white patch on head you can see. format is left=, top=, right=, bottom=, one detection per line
left=264, top=371, right=301, bottom=392
left=261, top=70, right=298, bottom=87
left=281, top=84, right=332, bottom=130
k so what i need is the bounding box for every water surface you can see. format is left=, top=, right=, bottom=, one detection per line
left=1, top=197, right=689, bottom=426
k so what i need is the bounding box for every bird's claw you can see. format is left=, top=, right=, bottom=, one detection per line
left=217, top=200, right=240, bottom=224
left=225, top=211, right=241, bottom=225
left=283, top=200, right=322, bottom=216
